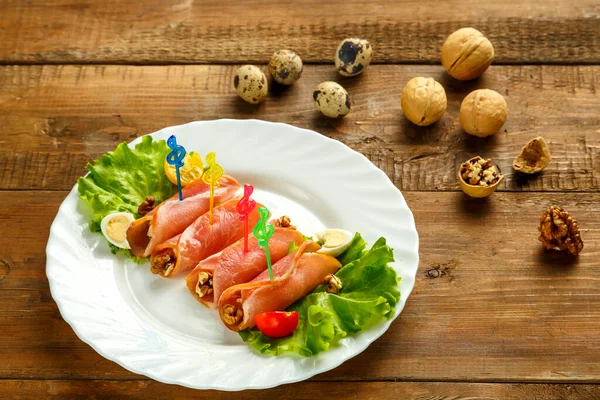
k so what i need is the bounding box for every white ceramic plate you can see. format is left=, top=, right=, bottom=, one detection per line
left=46, top=119, right=419, bottom=391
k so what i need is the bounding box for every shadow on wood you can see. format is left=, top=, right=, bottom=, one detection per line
left=534, top=247, right=580, bottom=272
left=457, top=194, right=493, bottom=220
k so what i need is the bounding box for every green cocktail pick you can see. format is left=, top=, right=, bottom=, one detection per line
left=253, top=206, right=275, bottom=280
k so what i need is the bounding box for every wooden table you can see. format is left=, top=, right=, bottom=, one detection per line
left=1, top=1, right=599, bottom=398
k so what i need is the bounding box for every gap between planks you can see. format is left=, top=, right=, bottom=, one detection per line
left=1, top=377, right=600, bottom=385
left=2, top=189, right=600, bottom=194
left=1, top=61, right=600, bottom=67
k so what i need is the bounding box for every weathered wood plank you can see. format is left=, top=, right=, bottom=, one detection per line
left=0, top=0, right=599, bottom=64
left=1, top=190, right=599, bottom=381
left=1, top=380, right=600, bottom=399
left=1, top=65, right=599, bottom=192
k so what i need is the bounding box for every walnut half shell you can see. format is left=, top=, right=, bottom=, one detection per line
left=458, top=156, right=504, bottom=198
left=513, top=136, right=551, bottom=174
left=538, top=206, right=583, bottom=256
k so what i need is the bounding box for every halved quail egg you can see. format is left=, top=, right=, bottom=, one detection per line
left=315, top=229, right=354, bottom=257
left=100, top=212, right=135, bottom=249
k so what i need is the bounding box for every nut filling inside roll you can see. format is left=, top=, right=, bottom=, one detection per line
left=217, top=241, right=341, bottom=331
left=220, top=296, right=244, bottom=330
left=150, top=248, right=177, bottom=277
left=195, top=272, right=214, bottom=298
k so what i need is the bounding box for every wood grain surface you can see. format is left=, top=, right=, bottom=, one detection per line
left=1, top=65, right=599, bottom=192
left=1, top=0, right=600, bottom=398
left=1, top=0, right=599, bottom=64
left=2, top=191, right=599, bottom=382
left=1, top=380, right=600, bottom=400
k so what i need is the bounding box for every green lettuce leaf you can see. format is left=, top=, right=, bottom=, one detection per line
left=336, top=232, right=368, bottom=266
left=286, top=241, right=300, bottom=255
left=77, top=136, right=175, bottom=261
left=239, top=234, right=401, bottom=357
left=287, top=235, right=314, bottom=255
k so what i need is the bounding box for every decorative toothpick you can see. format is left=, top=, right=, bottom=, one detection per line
left=237, top=184, right=256, bottom=253
left=201, top=152, right=223, bottom=223
left=166, top=135, right=186, bottom=201
left=253, top=206, right=275, bottom=280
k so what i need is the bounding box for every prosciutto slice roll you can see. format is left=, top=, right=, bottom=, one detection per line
left=218, top=241, right=341, bottom=331
left=127, top=175, right=239, bottom=258
left=185, top=227, right=305, bottom=308
left=150, top=198, right=261, bottom=277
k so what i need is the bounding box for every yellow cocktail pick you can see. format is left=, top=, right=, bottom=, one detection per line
left=201, top=152, right=224, bottom=224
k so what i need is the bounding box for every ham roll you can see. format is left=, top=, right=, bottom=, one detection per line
left=150, top=198, right=261, bottom=277
left=127, top=175, right=239, bottom=258
left=185, top=227, right=305, bottom=308
left=218, top=241, right=342, bottom=331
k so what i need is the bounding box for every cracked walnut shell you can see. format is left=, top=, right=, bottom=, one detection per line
left=401, top=77, right=447, bottom=126
left=458, top=156, right=503, bottom=198
left=538, top=206, right=583, bottom=256
left=513, top=136, right=551, bottom=174
left=441, top=27, right=494, bottom=81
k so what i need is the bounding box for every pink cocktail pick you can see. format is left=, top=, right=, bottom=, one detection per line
left=237, top=184, right=256, bottom=253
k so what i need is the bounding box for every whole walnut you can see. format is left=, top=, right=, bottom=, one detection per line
left=441, top=27, right=494, bottom=81
left=538, top=206, right=583, bottom=256
left=460, top=89, right=507, bottom=137
left=401, top=77, right=447, bottom=126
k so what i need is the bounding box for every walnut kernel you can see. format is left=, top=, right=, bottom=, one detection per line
left=538, top=206, right=583, bottom=256
left=323, top=274, right=343, bottom=294
left=272, top=215, right=296, bottom=229
left=138, top=196, right=156, bottom=216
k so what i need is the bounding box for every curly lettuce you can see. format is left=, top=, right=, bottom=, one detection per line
left=239, top=234, right=401, bottom=357
left=77, top=136, right=175, bottom=262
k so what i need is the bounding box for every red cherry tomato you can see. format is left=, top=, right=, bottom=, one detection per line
left=254, top=311, right=299, bottom=338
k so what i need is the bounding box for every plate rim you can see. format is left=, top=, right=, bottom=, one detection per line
left=46, top=119, right=420, bottom=391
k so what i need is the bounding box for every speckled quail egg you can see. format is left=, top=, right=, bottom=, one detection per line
left=335, top=37, right=373, bottom=77
left=313, top=81, right=351, bottom=118
left=268, top=49, right=303, bottom=85
left=315, top=229, right=354, bottom=257
left=100, top=212, right=135, bottom=249
left=233, top=65, right=268, bottom=104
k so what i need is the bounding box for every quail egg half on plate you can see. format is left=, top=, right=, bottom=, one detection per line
left=100, top=212, right=135, bottom=249
left=315, top=229, right=354, bottom=257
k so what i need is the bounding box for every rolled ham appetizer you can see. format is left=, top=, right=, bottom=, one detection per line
left=186, top=227, right=305, bottom=308
left=218, top=241, right=342, bottom=331
left=150, top=198, right=262, bottom=277
left=127, top=175, right=239, bottom=258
